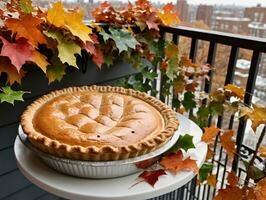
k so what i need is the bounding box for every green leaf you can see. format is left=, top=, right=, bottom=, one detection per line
left=99, top=30, right=112, bottom=42
left=169, top=134, right=195, bottom=152
left=182, top=92, right=196, bottom=110
left=199, top=163, right=213, bottom=182
left=44, top=31, right=81, bottom=68
left=0, top=86, right=27, bottom=105
left=108, top=28, right=139, bottom=53
left=46, top=56, right=66, bottom=83
left=142, top=70, right=157, bottom=80
left=243, top=160, right=266, bottom=182
left=19, top=0, right=34, bottom=14
left=104, top=54, right=113, bottom=67
left=172, top=96, right=181, bottom=109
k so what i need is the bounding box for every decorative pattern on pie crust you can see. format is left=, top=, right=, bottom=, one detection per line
left=21, top=85, right=179, bottom=161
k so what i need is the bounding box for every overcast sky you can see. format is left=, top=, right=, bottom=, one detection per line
left=94, top=0, right=266, bottom=7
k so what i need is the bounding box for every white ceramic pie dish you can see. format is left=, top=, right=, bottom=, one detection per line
left=18, top=125, right=180, bottom=179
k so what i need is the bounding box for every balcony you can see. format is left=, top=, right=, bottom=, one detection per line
left=0, top=25, right=266, bottom=200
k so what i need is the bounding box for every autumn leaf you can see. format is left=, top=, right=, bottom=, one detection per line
left=201, top=126, right=220, bottom=144
left=220, top=130, right=235, bottom=159
left=158, top=3, right=180, bottom=26
left=45, top=31, right=81, bottom=68
left=245, top=105, right=266, bottom=131
left=18, top=0, right=33, bottom=13
left=0, top=37, right=33, bottom=72
left=206, top=146, right=214, bottom=160
left=5, top=14, right=46, bottom=47
left=224, top=84, right=244, bottom=100
left=47, top=2, right=92, bottom=42
left=146, top=12, right=160, bottom=31
left=92, top=48, right=104, bottom=69
left=0, top=86, right=27, bottom=105
left=214, top=186, right=243, bottom=200
left=182, top=92, right=196, bottom=110
left=254, top=177, right=266, bottom=200
left=160, top=151, right=198, bottom=174
left=138, top=169, right=166, bottom=187
left=30, top=51, right=49, bottom=73
left=259, top=146, right=266, bottom=158
left=165, top=43, right=179, bottom=59
left=207, top=175, right=217, bottom=187
left=227, top=171, right=238, bottom=186
left=46, top=56, right=66, bottom=84
left=135, top=157, right=160, bottom=169
left=243, top=160, right=266, bottom=182
left=0, top=57, right=24, bottom=84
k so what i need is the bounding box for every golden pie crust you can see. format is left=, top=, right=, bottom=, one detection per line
left=21, top=85, right=179, bottom=161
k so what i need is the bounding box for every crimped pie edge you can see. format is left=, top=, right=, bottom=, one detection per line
left=21, top=85, right=179, bottom=161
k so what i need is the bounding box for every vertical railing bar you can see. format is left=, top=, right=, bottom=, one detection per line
left=232, top=50, right=262, bottom=171
left=189, top=38, right=198, bottom=62
left=159, top=30, right=166, bottom=102
left=173, top=33, right=180, bottom=45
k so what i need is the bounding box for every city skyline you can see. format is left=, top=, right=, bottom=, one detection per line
left=90, top=0, right=266, bottom=7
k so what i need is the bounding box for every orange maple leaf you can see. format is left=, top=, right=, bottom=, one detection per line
left=160, top=151, right=198, bottom=174
left=227, top=171, right=238, bottom=186
left=5, top=14, right=46, bottom=47
left=254, top=177, right=266, bottom=200
left=206, top=146, right=214, bottom=160
left=146, top=12, right=160, bottom=31
left=214, top=186, right=243, bottom=200
left=0, top=56, right=24, bottom=84
left=207, top=174, right=217, bottom=187
left=224, top=84, right=244, bottom=100
left=30, top=51, right=49, bottom=73
left=220, top=130, right=236, bottom=159
left=201, top=126, right=220, bottom=144
left=158, top=3, right=180, bottom=26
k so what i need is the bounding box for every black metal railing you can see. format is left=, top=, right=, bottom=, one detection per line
left=150, top=25, right=266, bottom=200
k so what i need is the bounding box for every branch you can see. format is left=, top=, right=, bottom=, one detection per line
left=244, top=125, right=266, bottom=186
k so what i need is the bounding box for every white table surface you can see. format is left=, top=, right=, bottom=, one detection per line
left=15, top=114, right=207, bottom=200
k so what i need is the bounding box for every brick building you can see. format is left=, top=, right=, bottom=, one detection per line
left=196, top=5, right=213, bottom=27
left=244, top=4, right=266, bottom=23
left=213, top=17, right=250, bottom=34
left=176, top=0, right=189, bottom=22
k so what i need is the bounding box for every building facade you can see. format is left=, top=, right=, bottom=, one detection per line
left=244, top=4, right=266, bottom=23
left=176, top=0, right=189, bottom=22
left=213, top=17, right=250, bottom=34
left=196, top=5, right=213, bottom=27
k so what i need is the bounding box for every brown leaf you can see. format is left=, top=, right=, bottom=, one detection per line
left=254, top=177, right=266, bottom=200
left=138, top=169, right=166, bottom=187
left=246, top=105, right=266, bottom=131
left=207, top=175, right=217, bottom=187
left=220, top=130, right=236, bottom=159
left=201, top=126, right=220, bottom=144
left=227, top=171, right=238, bottom=186
left=160, top=151, right=198, bottom=174
left=146, top=12, right=160, bottom=31
left=214, top=186, right=243, bottom=200
left=0, top=56, right=24, bottom=84
left=206, top=146, right=214, bottom=160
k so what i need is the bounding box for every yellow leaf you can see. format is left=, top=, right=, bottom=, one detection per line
left=224, top=84, right=244, bottom=100
left=259, top=146, right=266, bottom=158
left=31, top=51, right=49, bottom=73
left=47, top=2, right=92, bottom=43
left=246, top=105, right=266, bottom=131
left=201, top=126, right=220, bottom=144
left=158, top=3, right=180, bottom=26
left=47, top=2, right=65, bottom=27
left=207, top=175, right=217, bottom=187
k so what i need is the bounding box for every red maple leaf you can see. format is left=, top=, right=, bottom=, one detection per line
left=92, top=48, right=104, bottom=69
left=0, top=37, right=33, bottom=72
left=138, top=169, right=166, bottom=187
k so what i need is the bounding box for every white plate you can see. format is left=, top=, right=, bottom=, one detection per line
left=15, top=114, right=207, bottom=200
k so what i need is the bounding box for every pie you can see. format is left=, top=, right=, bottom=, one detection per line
left=21, top=85, right=179, bottom=161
